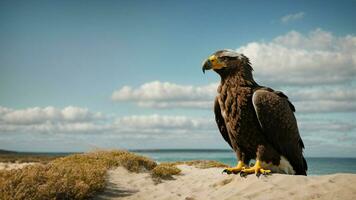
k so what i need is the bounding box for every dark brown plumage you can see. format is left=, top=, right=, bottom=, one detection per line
left=203, top=50, right=307, bottom=175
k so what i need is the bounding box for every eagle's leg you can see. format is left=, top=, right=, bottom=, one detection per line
left=240, top=145, right=271, bottom=177
left=222, top=160, right=245, bottom=174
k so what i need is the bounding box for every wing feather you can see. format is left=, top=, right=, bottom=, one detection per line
left=252, top=89, right=307, bottom=175
left=214, top=97, right=233, bottom=149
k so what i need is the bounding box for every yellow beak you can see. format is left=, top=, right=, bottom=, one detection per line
left=202, top=55, right=225, bottom=73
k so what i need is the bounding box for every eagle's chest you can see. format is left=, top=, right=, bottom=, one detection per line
left=217, top=86, right=258, bottom=137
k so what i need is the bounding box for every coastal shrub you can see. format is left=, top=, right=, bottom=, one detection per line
left=0, top=154, right=61, bottom=164
left=0, top=150, right=156, bottom=200
left=151, top=163, right=181, bottom=180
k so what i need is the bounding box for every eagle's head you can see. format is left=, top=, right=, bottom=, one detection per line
left=202, top=49, right=252, bottom=77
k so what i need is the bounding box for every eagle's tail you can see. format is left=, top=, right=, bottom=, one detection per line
left=296, top=156, right=308, bottom=176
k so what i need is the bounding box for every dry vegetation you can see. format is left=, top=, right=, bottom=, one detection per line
left=151, top=163, right=181, bottom=182
left=166, top=160, right=229, bottom=169
left=0, top=151, right=63, bottom=164
left=0, top=150, right=156, bottom=200
left=0, top=150, right=228, bottom=200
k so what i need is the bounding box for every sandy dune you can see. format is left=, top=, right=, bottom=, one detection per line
left=95, top=165, right=356, bottom=200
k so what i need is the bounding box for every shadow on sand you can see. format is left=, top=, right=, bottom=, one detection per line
left=94, top=182, right=138, bottom=200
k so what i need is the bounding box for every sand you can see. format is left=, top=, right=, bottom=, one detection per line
left=96, top=165, right=356, bottom=200
left=0, top=162, right=36, bottom=170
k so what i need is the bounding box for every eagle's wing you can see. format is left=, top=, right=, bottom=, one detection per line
left=252, top=89, right=307, bottom=175
left=214, top=97, right=233, bottom=149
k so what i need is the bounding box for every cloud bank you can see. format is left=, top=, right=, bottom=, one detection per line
left=238, top=29, right=356, bottom=85
left=111, top=81, right=356, bottom=113
left=0, top=106, right=108, bottom=134
left=112, top=81, right=217, bottom=109
left=0, top=106, right=103, bottom=125
left=1, top=104, right=355, bottom=156
left=115, top=114, right=212, bottom=130
left=2, top=105, right=353, bottom=136
left=0, top=106, right=214, bottom=135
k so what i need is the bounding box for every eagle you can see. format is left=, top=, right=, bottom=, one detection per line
left=202, top=49, right=307, bottom=176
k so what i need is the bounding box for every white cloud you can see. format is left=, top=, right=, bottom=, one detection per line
left=1, top=105, right=355, bottom=156
left=237, top=29, right=356, bottom=85
left=299, top=119, right=356, bottom=133
left=112, top=81, right=217, bottom=101
left=0, top=106, right=107, bottom=134
left=0, top=106, right=216, bottom=135
left=295, top=100, right=355, bottom=113
left=137, top=101, right=211, bottom=109
left=0, top=122, right=111, bottom=134
left=297, top=113, right=356, bottom=134
left=287, top=86, right=356, bottom=113
left=115, top=114, right=213, bottom=130
left=281, top=12, right=305, bottom=23
left=111, top=81, right=356, bottom=113
left=289, top=87, right=356, bottom=102
left=112, top=81, right=217, bottom=109
left=238, top=29, right=356, bottom=86
left=0, top=106, right=103, bottom=125
left=238, top=29, right=356, bottom=112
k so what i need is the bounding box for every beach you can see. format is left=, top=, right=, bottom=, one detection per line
left=96, top=165, right=356, bottom=200
left=1, top=150, right=356, bottom=200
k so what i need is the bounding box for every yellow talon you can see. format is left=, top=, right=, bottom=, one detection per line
left=222, top=161, right=245, bottom=174
left=240, top=160, right=271, bottom=177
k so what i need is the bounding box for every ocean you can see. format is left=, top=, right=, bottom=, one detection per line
left=132, top=149, right=356, bottom=175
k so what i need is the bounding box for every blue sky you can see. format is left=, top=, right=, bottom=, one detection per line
left=0, top=0, right=355, bottom=156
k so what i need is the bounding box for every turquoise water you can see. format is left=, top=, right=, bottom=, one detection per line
left=132, top=149, right=356, bottom=175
